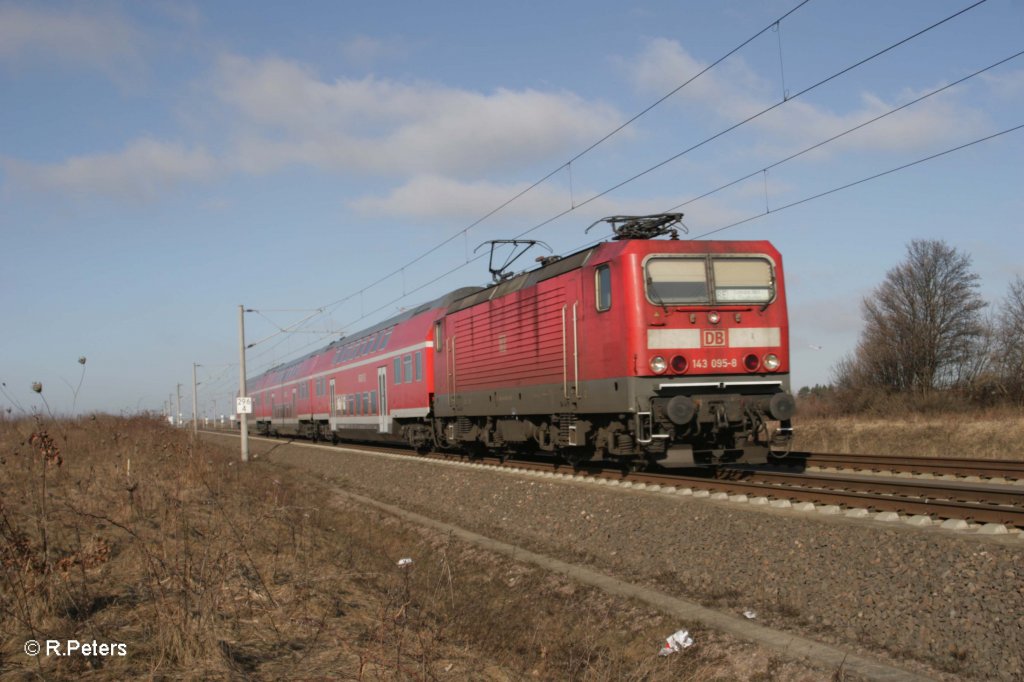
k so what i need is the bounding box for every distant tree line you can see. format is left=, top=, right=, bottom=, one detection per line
left=800, top=239, right=1024, bottom=413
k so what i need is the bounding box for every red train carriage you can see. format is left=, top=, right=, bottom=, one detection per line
left=247, top=287, right=479, bottom=442
left=245, top=214, right=794, bottom=467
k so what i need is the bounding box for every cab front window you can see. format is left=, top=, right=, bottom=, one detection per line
left=644, top=255, right=774, bottom=305
left=645, top=257, right=708, bottom=304
left=712, top=258, right=774, bottom=303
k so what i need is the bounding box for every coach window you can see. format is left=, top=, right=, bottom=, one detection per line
left=595, top=264, right=611, bottom=312
left=376, top=330, right=391, bottom=351
left=712, top=257, right=774, bottom=303
left=357, top=336, right=371, bottom=357
left=403, top=354, right=413, bottom=384
left=645, top=257, right=709, bottom=304
left=370, top=391, right=378, bottom=414
left=414, top=351, right=423, bottom=381
left=362, top=392, right=370, bottom=414
left=393, top=358, right=402, bottom=384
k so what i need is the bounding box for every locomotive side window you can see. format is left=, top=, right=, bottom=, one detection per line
left=434, top=321, right=443, bottom=352
left=712, top=258, right=774, bottom=303
left=646, top=258, right=709, bottom=303
left=595, top=264, right=611, bottom=311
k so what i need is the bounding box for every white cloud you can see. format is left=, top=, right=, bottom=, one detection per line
left=3, top=139, right=219, bottom=200
left=341, top=35, right=409, bottom=65
left=348, top=174, right=574, bottom=221
left=214, top=55, right=625, bottom=177
left=0, top=4, right=142, bottom=73
left=348, top=173, right=751, bottom=238
left=625, top=38, right=989, bottom=155
left=4, top=52, right=626, bottom=202
left=981, top=68, right=1024, bottom=100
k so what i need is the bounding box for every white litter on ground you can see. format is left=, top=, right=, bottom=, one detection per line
left=658, top=629, right=694, bottom=656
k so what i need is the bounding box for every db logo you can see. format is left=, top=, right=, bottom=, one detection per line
left=702, top=329, right=726, bottom=347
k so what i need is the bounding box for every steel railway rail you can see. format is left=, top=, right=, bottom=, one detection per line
left=769, top=451, right=1024, bottom=481
left=200, top=429, right=1024, bottom=528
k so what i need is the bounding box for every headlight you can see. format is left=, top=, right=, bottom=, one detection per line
left=763, top=354, right=781, bottom=371
left=707, top=311, right=720, bottom=324
left=650, top=356, right=667, bottom=374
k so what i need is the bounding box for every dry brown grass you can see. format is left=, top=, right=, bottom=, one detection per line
left=0, top=414, right=827, bottom=680
left=792, top=406, right=1024, bottom=458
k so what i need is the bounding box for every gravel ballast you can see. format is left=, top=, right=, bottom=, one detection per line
left=251, top=440, right=1023, bottom=681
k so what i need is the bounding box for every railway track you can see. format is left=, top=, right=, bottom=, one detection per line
left=202, top=429, right=1024, bottom=529
left=769, top=450, right=1024, bottom=481
left=444, top=452, right=1024, bottom=529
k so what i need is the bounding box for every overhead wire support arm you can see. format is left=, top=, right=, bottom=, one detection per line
left=474, top=239, right=553, bottom=283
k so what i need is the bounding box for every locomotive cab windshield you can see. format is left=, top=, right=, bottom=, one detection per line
left=644, top=255, right=775, bottom=305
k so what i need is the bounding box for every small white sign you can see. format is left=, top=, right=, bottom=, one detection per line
left=236, top=396, right=253, bottom=414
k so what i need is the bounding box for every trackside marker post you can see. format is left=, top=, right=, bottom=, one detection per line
left=239, top=304, right=249, bottom=462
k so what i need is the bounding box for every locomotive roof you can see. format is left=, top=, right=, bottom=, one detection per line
left=442, top=236, right=778, bottom=315
left=445, top=246, right=599, bottom=315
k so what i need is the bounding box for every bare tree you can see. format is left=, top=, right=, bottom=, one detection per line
left=994, top=275, right=1024, bottom=400
left=852, top=239, right=987, bottom=393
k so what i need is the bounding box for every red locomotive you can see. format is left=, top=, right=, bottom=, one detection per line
left=246, top=215, right=794, bottom=466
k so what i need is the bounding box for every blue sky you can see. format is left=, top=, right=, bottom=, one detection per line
left=1, top=0, right=1022, bottom=418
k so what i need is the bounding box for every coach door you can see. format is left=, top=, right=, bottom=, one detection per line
left=328, top=379, right=336, bottom=430
left=377, top=366, right=389, bottom=433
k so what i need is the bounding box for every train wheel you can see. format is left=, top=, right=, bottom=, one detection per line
left=560, top=447, right=591, bottom=469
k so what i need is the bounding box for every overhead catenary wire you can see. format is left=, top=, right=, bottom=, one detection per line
left=244, top=117, right=1022, bottom=380
left=664, top=48, right=1024, bottom=213
left=239, top=0, right=994, bottom=378
left=689, top=122, right=1024, bottom=239
left=285, top=0, right=819, bottom=323
left=504, top=0, right=991, bottom=244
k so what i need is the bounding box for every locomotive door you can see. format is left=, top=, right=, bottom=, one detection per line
left=562, top=288, right=582, bottom=403
left=377, top=366, right=389, bottom=433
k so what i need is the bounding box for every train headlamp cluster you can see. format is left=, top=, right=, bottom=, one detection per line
left=651, top=355, right=691, bottom=374
left=652, top=352, right=782, bottom=374
left=742, top=353, right=783, bottom=372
